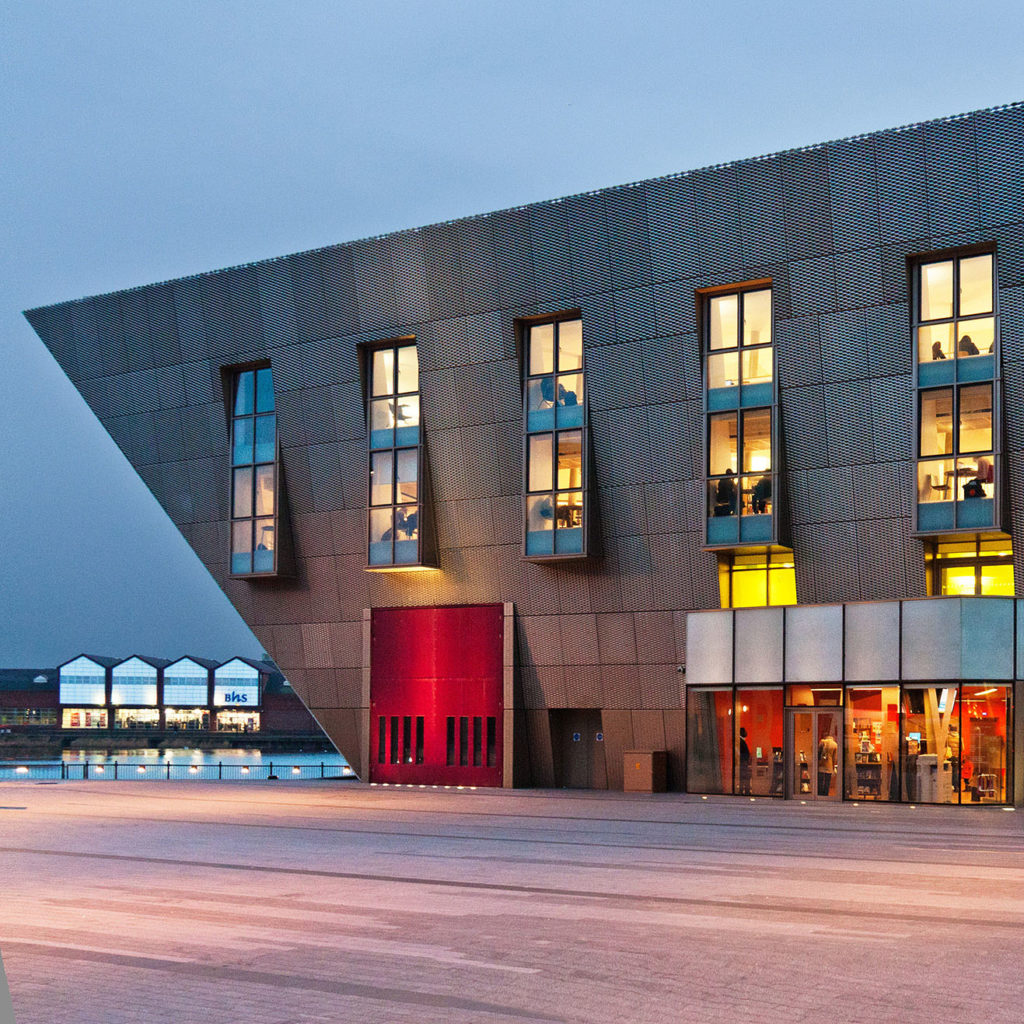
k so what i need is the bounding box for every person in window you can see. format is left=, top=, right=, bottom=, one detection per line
left=931, top=340, right=946, bottom=360
left=558, top=382, right=578, bottom=407
left=752, top=474, right=772, bottom=514
left=530, top=496, right=555, bottom=532
left=394, top=508, right=418, bottom=538
left=963, top=476, right=986, bottom=499
left=539, top=377, right=556, bottom=408
left=714, top=473, right=737, bottom=517
left=958, top=333, right=980, bottom=356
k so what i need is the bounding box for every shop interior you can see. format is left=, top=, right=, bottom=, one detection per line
left=686, top=683, right=1011, bottom=804
left=216, top=710, right=260, bottom=733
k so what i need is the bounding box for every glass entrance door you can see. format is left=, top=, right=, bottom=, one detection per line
left=788, top=708, right=841, bottom=800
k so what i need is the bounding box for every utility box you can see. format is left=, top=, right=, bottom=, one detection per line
left=623, top=750, right=667, bottom=793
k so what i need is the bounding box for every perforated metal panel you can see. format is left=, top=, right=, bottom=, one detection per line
left=924, top=117, right=981, bottom=237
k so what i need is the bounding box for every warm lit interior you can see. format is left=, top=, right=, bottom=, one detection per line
left=719, top=549, right=796, bottom=607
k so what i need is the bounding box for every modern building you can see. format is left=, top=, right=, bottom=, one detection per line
left=0, top=655, right=320, bottom=737
left=26, top=103, right=1024, bottom=805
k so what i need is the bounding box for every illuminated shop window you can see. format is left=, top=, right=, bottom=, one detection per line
left=165, top=708, right=210, bottom=731
left=0, top=709, right=58, bottom=727
left=685, top=683, right=1013, bottom=805
left=215, top=710, right=260, bottom=733
left=523, top=316, right=587, bottom=557
left=705, top=286, right=776, bottom=547
left=230, top=366, right=279, bottom=575
left=914, top=252, right=1001, bottom=533
left=902, top=684, right=1012, bottom=805
left=926, top=536, right=1014, bottom=596
left=367, top=340, right=426, bottom=567
left=114, top=708, right=160, bottom=729
left=718, top=549, right=796, bottom=608
left=62, top=708, right=109, bottom=729
left=685, top=686, right=784, bottom=797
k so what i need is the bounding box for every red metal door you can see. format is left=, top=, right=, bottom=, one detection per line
left=370, top=604, right=504, bottom=786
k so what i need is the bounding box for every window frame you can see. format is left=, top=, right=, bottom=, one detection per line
left=700, top=280, right=778, bottom=550
left=364, top=337, right=432, bottom=570
left=718, top=547, right=797, bottom=608
left=520, top=312, right=589, bottom=561
left=925, top=536, right=1014, bottom=597
left=913, top=249, right=997, bottom=368
left=911, top=246, right=1002, bottom=536
left=227, top=362, right=281, bottom=578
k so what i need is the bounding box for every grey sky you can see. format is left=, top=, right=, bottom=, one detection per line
left=2, top=0, right=1022, bottom=665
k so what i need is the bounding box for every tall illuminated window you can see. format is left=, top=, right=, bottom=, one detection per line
left=916, top=253, right=995, bottom=371
left=367, top=340, right=426, bottom=567
left=230, top=366, right=278, bottom=575
left=926, top=537, right=1014, bottom=596
left=523, top=316, right=587, bottom=557
left=705, top=286, right=775, bottom=547
left=914, top=251, right=1000, bottom=533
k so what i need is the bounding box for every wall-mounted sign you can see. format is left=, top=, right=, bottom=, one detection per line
left=213, top=684, right=259, bottom=707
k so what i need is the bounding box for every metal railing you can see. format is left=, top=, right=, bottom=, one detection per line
left=0, top=761, right=356, bottom=782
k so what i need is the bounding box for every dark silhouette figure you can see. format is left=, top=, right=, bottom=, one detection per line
left=958, top=334, right=980, bottom=356
left=739, top=727, right=752, bottom=795
left=714, top=473, right=737, bottom=517
left=752, top=474, right=772, bottom=514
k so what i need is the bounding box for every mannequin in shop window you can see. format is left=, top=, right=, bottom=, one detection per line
left=946, top=725, right=962, bottom=792
left=818, top=731, right=838, bottom=796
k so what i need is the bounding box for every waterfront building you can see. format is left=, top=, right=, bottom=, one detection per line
left=1, top=656, right=318, bottom=738
left=26, top=103, right=1024, bottom=804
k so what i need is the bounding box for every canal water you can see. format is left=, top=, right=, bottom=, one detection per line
left=0, top=747, right=353, bottom=781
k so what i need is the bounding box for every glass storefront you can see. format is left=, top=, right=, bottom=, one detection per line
left=216, top=710, right=260, bottom=733
left=845, top=687, right=900, bottom=801
left=735, top=688, right=783, bottom=796
left=62, top=708, right=109, bottom=729
left=114, top=708, right=161, bottom=729
left=687, top=682, right=1013, bottom=804
left=165, top=708, right=210, bottom=731
left=0, top=709, right=57, bottom=726
left=685, top=687, right=733, bottom=794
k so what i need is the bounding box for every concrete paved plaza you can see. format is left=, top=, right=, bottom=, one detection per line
left=1, top=781, right=1022, bottom=1024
